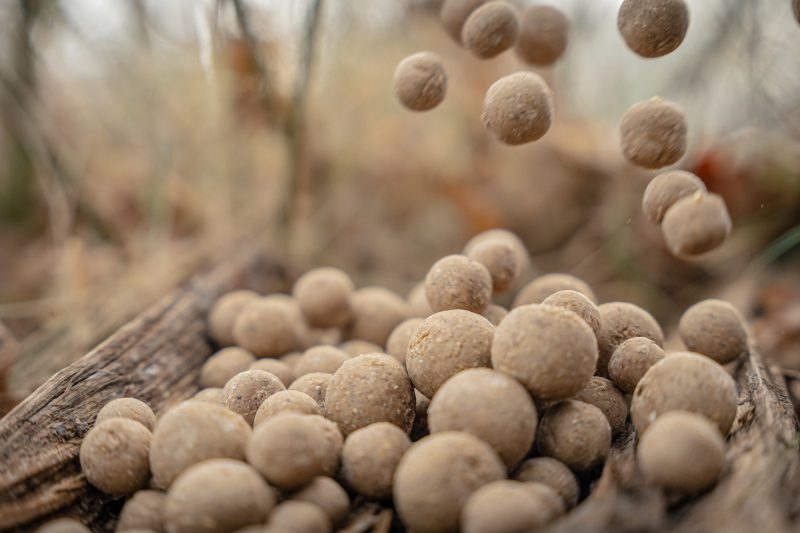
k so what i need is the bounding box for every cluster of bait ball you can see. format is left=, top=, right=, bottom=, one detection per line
left=393, top=0, right=745, bottom=258
left=42, top=228, right=753, bottom=533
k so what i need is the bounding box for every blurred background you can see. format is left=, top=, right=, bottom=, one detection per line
left=0, top=0, right=799, bottom=410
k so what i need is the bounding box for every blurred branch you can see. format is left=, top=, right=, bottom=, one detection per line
left=232, top=0, right=276, bottom=116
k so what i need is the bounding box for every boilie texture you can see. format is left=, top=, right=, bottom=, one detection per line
left=513, top=273, right=596, bottom=307
left=339, top=339, right=384, bottom=357
left=661, top=192, right=732, bottom=257
left=463, top=229, right=530, bottom=275
left=542, top=289, right=601, bottom=337
left=193, top=388, right=223, bottom=403
left=393, top=52, right=448, bottom=112
left=344, top=287, right=411, bottom=346
left=221, top=369, right=286, bottom=425
left=79, top=418, right=151, bottom=495
left=620, top=97, right=688, bottom=169
left=233, top=298, right=297, bottom=357
left=461, top=480, right=559, bottom=533
left=95, top=397, right=156, bottom=431
left=618, top=0, right=689, bottom=58
left=394, top=432, right=505, bottom=533
left=290, top=476, right=350, bottom=525
left=637, top=411, right=725, bottom=493
left=117, top=490, right=166, bottom=533
left=572, top=376, right=628, bottom=435
left=481, top=304, right=508, bottom=326
left=249, top=358, right=293, bottom=386
left=289, top=372, right=332, bottom=409
left=200, top=347, right=256, bottom=389
left=34, top=519, right=90, bottom=533
left=267, top=501, right=331, bottom=533
left=324, top=353, right=415, bottom=435
left=253, top=390, right=322, bottom=426
left=294, top=345, right=349, bottom=377
left=341, top=422, right=412, bottom=498
left=461, top=1, right=520, bottom=59
left=631, top=351, right=737, bottom=435
left=642, top=170, right=707, bottom=224
left=428, top=368, right=537, bottom=467
left=247, top=413, right=343, bottom=489
left=386, top=318, right=424, bottom=365
left=679, top=299, right=748, bottom=364
left=208, top=290, right=259, bottom=346
left=406, top=310, right=494, bottom=398
left=482, top=71, right=554, bottom=145
left=597, top=302, right=664, bottom=376
left=149, top=400, right=251, bottom=488
left=608, top=336, right=666, bottom=393
left=293, top=267, right=354, bottom=328
left=515, top=5, right=569, bottom=66
left=425, top=255, right=492, bottom=313
left=536, top=400, right=612, bottom=471
left=466, top=238, right=522, bottom=293
left=440, top=0, right=489, bottom=42
left=513, top=457, right=580, bottom=509
left=492, top=305, right=597, bottom=400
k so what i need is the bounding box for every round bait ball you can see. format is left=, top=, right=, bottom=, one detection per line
left=461, top=1, right=521, bottom=59
left=631, top=351, right=737, bottom=435
left=289, top=372, right=332, bottom=409
left=461, top=480, right=559, bottom=533
left=342, top=422, right=412, bottom=498
left=428, top=368, right=537, bottom=467
left=193, top=388, right=222, bottom=403
left=597, top=302, right=664, bottom=377
left=221, top=369, right=286, bottom=426
left=608, top=337, right=666, bottom=393
left=165, top=459, right=275, bottom=533
left=249, top=358, right=293, bottom=386
left=233, top=298, right=297, bottom=357
left=482, top=71, right=554, bottom=145
left=290, top=476, right=350, bottom=525
left=513, top=273, right=596, bottom=307
left=425, top=255, right=492, bottom=313
left=638, top=411, right=725, bottom=493
left=642, top=170, right=707, bottom=224
left=515, top=5, right=569, bottom=66
left=339, top=339, right=384, bottom=357
left=618, top=0, right=689, bottom=58
left=573, top=377, right=628, bottom=435
left=621, top=97, right=688, bottom=169
left=492, top=305, right=597, bottom=400
left=393, top=52, right=447, bottom=112
left=200, top=347, right=256, bottom=389
left=386, top=318, right=424, bottom=365
left=394, top=432, right=505, bottom=533
left=513, top=457, right=579, bottom=508
left=79, top=418, right=151, bottom=495
left=267, top=501, right=331, bottom=533
left=463, top=229, right=530, bottom=275
left=466, top=239, right=522, bottom=293
left=247, top=413, right=342, bottom=489
left=344, top=287, right=411, bottom=346
left=481, top=304, right=508, bottom=326
left=150, top=400, right=251, bottom=488
left=521, top=482, right=566, bottom=521
left=117, top=490, right=165, bottom=533
left=325, top=353, right=415, bottom=436
left=440, top=0, right=489, bottom=42
left=293, top=267, right=354, bottom=329
left=294, top=346, right=349, bottom=377
left=254, top=390, right=322, bottom=426
left=208, top=290, right=259, bottom=346
left=407, top=282, right=433, bottom=318
left=661, top=192, right=732, bottom=257
left=537, top=400, right=611, bottom=471
left=406, top=310, right=494, bottom=399
left=95, top=398, right=156, bottom=431
left=542, top=289, right=601, bottom=337
left=35, top=519, right=90, bottom=533
left=679, top=299, right=748, bottom=364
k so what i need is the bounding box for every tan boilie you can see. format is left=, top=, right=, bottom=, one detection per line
left=461, top=480, right=561, bottom=533
left=164, top=459, right=275, bottom=533
left=200, top=347, right=256, bottom=389
left=637, top=411, right=725, bottom=493
left=95, top=398, right=156, bottom=431
left=221, top=369, right=286, bottom=426
left=661, top=192, right=732, bottom=257
left=385, top=318, right=424, bottom=365
left=338, top=339, right=384, bottom=357
left=465, top=239, right=522, bottom=293
left=293, top=267, right=354, bottom=328
left=341, top=422, right=412, bottom=498
left=34, top=519, right=91, bottom=533
left=324, top=353, right=416, bottom=435
left=492, top=305, right=597, bottom=400
left=289, top=372, right=332, bottom=409
left=631, top=352, right=738, bottom=435
left=117, top=490, right=166, bottom=533
left=482, top=72, right=554, bottom=145
left=253, top=390, right=322, bottom=426
left=344, top=287, right=411, bottom=346
left=642, top=170, right=707, bottom=224
left=406, top=310, right=494, bottom=398
left=536, top=400, right=612, bottom=471
left=208, top=290, right=259, bottom=347
left=266, top=501, right=331, bottom=533
left=407, top=282, right=433, bottom=318
left=679, top=299, right=748, bottom=364
left=440, top=0, right=489, bottom=42
left=513, top=457, right=580, bottom=508
left=249, top=358, right=293, bottom=386
left=424, top=255, right=492, bottom=313
left=515, top=5, right=569, bottom=66
left=481, top=304, right=508, bottom=326
left=608, top=336, right=666, bottom=393
left=290, top=476, right=350, bottom=525
left=618, top=0, right=689, bottom=58
left=428, top=368, right=537, bottom=467
left=193, top=388, right=223, bottom=403
left=394, top=432, right=506, bottom=533
left=513, top=273, right=596, bottom=307
left=620, top=97, right=687, bottom=169
left=573, top=376, right=628, bottom=435
left=597, top=302, right=664, bottom=376
left=461, top=1, right=520, bottom=59
left=294, top=345, right=349, bottom=377
left=463, top=229, right=530, bottom=275
left=79, top=418, right=152, bottom=495
left=393, top=52, right=448, bottom=112
left=542, top=290, right=601, bottom=337
left=233, top=298, right=297, bottom=357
